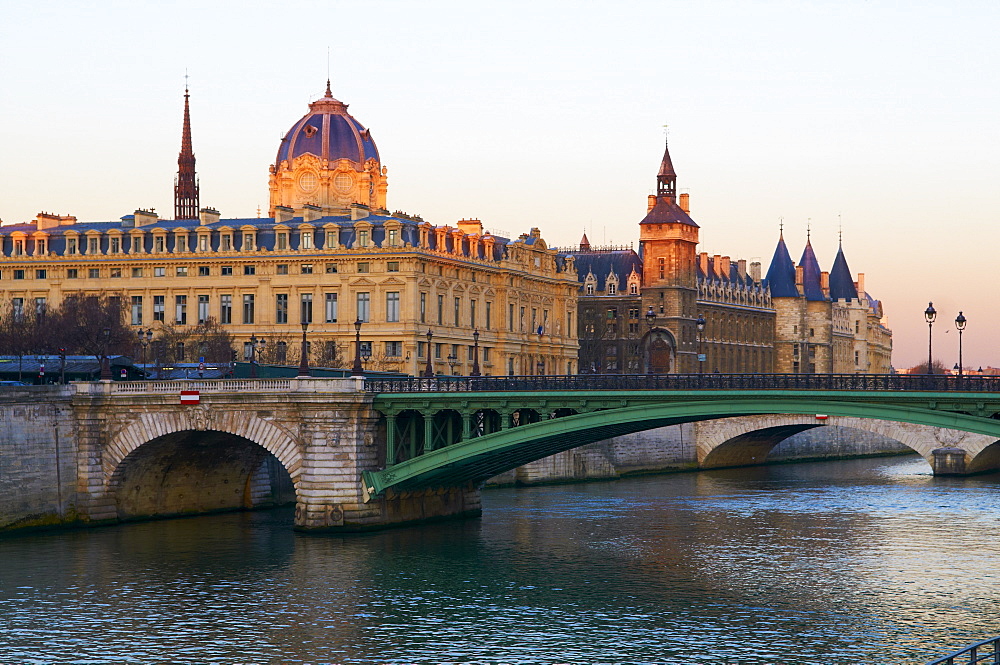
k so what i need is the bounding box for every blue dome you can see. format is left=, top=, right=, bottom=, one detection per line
left=275, top=82, right=380, bottom=167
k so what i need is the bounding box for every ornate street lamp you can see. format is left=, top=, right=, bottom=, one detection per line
left=137, top=328, right=153, bottom=380
left=471, top=329, right=481, bottom=377
left=352, top=318, right=364, bottom=376
left=249, top=334, right=266, bottom=378
left=924, top=302, right=937, bottom=374
left=955, top=311, right=966, bottom=377
left=696, top=314, right=706, bottom=375
left=645, top=306, right=656, bottom=328
left=298, top=320, right=311, bottom=377
left=422, top=329, right=434, bottom=378
left=447, top=354, right=458, bottom=376
left=100, top=327, right=112, bottom=380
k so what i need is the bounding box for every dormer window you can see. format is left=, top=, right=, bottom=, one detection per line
left=324, top=230, right=338, bottom=248
left=357, top=229, right=369, bottom=248
left=387, top=229, right=399, bottom=247
left=277, top=233, right=288, bottom=250
left=301, top=231, right=313, bottom=249
left=199, top=235, right=209, bottom=252
left=221, top=234, right=232, bottom=251
left=630, top=283, right=638, bottom=294
left=110, top=237, right=120, bottom=254
left=13, top=239, right=25, bottom=256
left=154, top=236, right=165, bottom=253
left=130, top=236, right=142, bottom=253
left=89, top=237, right=100, bottom=254
left=176, top=235, right=188, bottom=252
left=608, top=283, right=616, bottom=295
left=66, top=238, right=78, bottom=255
left=586, top=284, right=595, bottom=295
left=242, top=233, right=254, bottom=251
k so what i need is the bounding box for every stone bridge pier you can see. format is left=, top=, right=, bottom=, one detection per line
left=70, top=379, right=479, bottom=533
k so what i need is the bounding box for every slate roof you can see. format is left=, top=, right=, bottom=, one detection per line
left=763, top=233, right=799, bottom=297
left=566, top=249, right=641, bottom=292
left=828, top=243, right=859, bottom=301
left=275, top=84, right=380, bottom=167
left=697, top=257, right=754, bottom=287
left=798, top=239, right=827, bottom=301
left=639, top=198, right=699, bottom=227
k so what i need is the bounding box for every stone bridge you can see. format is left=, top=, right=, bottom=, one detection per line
left=2, top=373, right=999, bottom=534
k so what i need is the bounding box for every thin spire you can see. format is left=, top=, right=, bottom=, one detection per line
left=174, top=79, right=199, bottom=220
left=325, top=78, right=332, bottom=98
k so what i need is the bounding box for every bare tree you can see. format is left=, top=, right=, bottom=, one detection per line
left=0, top=299, right=44, bottom=382
left=54, top=294, right=130, bottom=373
left=909, top=359, right=948, bottom=375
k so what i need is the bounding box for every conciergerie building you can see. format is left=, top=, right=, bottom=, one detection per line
left=0, top=83, right=581, bottom=376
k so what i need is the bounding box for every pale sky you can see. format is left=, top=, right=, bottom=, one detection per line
left=2, top=0, right=998, bottom=369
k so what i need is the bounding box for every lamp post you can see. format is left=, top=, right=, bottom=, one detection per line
left=471, top=329, right=481, bottom=377
left=249, top=334, right=266, bottom=378
left=100, top=327, right=112, bottom=380
left=447, top=354, right=458, bottom=376
left=137, top=328, right=153, bottom=380
left=696, top=314, right=706, bottom=375
left=955, top=311, right=966, bottom=377
left=298, top=320, right=311, bottom=377
left=352, top=318, right=364, bottom=376
left=361, top=343, right=372, bottom=370
left=924, top=302, right=936, bottom=374
left=422, top=329, right=434, bottom=378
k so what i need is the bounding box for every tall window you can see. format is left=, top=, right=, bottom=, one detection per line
left=437, top=295, right=444, bottom=325
left=220, top=294, right=232, bottom=324
left=243, top=294, right=255, bottom=324
left=110, top=237, right=120, bottom=254
left=88, top=237, right=99, bottom=254
left=453, top=297, right=460, bottom=326
left=153, top=295, right=165, bottom=322
left=131, top=296, right=143, bottom=325
left=277, top=233, right=288, bottom=250
left=276, top=294, right=288, bottom=324
left=301, top=232, right=313, bottom=249
left=486, top=302, right=492, bottom=330
left=175, top=295, right=187, bottom=324
left=300, top=293, right=313, bottom=324
left=325, top=293, right=338, bottom=323
left=470, top=300, right=477, bottom=327
left=420, top=292, right=427, bottom=323
left=386, top=292, right=400, bottom=323
left=357, top=292, right=370, bottom=323
left=509, top=304, right=514, bottom=331
left=387, top=229, right=399, bottom=247
left=325, top=230, right=337, bottom=248
left=357, top=229, right=369, bottom=248
left=67, top=238, right=78, bottom=255
left=276, top=342, right=287, bottom=363
left=198, top=295, right=209, bottom=324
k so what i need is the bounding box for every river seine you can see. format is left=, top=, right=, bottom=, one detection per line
left=1, top=455, right=998, bottom=664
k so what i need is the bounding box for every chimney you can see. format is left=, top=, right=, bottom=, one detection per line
left=795, top=264, right=804, bottom=292
left=302, top=204, right=322, bottom=222
left=457, top=218, right=483, bottom=235
left=679, top=192, right=690, bottom=214
left=820, top=270, right=830, bottom=297
left=198, top=207, right=220, bottom=226
left=274, top=206, right=294, bottom=224
left=35, top=212, right=76, bottom=230
left=856, top=272, right=866, bottom=296
left=737, top=259, right=747, bottom=279
left=749, top=261, right=761, bottom=282
left=699, top=252, right=709, bottom=275
left=713, top=254, right=723, bottom=278
left=134, top=209, right=159, bottom=227
left=350, top=203, right=370, bottom=221
left=647, top=194, right=656, bottom=214
left=720, top=256, right=731, bottom=279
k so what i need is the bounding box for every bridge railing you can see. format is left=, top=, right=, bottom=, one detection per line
left=926, top=636, right=1000, bottom=664
left=364, top=373, right=1000, bottom=394
left=74, top=377, right=365, bottom=395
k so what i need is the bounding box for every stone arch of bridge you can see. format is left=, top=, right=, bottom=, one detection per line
left=103, top=410, right=303, bottom=500
left=363, top=398, right=1000, bottom=496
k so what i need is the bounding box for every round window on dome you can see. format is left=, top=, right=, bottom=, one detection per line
left=298, top=172, right=318, bottom=192
left=335, top=173, right=353, bottom=192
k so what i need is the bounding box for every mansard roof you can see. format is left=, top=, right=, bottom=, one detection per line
left=799, top=239, right=827, bottom=301
left=828, top=243, right=859, bottom=301
left=565, top=248, right=642, bottom=292
left=763, top=233, right=798, bottom=297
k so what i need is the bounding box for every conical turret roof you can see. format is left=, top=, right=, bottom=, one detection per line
left=763, top=231, right=798, bottom=297
left=799, top=238, right=827, bottom=301
left=829, top=242, right=859, bottom=301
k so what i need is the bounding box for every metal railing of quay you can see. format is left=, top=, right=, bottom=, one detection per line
left=364, top=373, right=1000, bottom=394
left=927, top=636, right=1000, bottom=665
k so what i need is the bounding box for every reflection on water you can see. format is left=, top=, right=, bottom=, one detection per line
left=1, top=455, right=997, bottom=664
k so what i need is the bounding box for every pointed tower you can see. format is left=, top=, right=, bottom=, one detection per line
left=798, top=234, right=827, bottom=302
left=828, top=239, right=859, bottom=301
left=174, top=85, right=199, bottom=220
left=763, top=229, right=798, bottom=297
left=637, top=136, right=699, bottom=373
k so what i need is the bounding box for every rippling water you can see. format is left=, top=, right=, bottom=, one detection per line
left=1, top=455, right=998, bottom=664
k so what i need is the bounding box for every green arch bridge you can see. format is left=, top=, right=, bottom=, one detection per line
left=361, top=373, right=1000, bottom=500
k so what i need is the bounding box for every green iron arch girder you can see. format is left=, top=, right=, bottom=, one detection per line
left=362, top=392, right=1000, bottom=498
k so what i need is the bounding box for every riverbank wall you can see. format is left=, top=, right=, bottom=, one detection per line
left=485, top=424, right=911, bottom=487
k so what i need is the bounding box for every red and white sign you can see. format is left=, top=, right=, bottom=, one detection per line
left=180, top=390, right=200, bottom=405
left=815, top=414, right=829, bottom=421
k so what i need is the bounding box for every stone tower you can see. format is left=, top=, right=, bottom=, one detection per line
left=638, top=138, right=700, bottom=372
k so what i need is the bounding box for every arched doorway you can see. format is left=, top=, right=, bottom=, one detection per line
left=643, top=329, right=676, bottom=374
